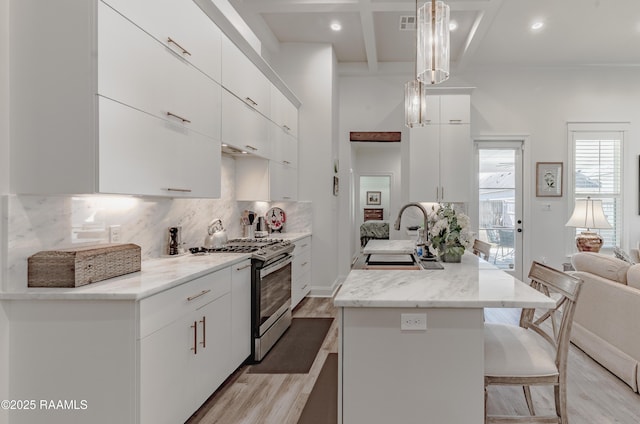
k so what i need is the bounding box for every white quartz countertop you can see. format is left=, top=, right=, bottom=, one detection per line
left=334, top=252, right=556, bottom=309
left=1, top=232, right=311, bottom=301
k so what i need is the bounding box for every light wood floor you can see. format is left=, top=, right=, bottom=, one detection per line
left=188, top=298, right=640, bottom=424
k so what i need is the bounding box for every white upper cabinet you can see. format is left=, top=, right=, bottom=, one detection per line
left=439, top=94, right=471, bottom=124
left=102, top=0, right=222, bottom=82
left=10, top=0, right=221, bottom=197
left=221, top=90, right=271, bottom=158
left=221, top=36, right=271, bottom=118
left=270, top=86, right=299, bottom=138
left=409, top=93, right=471, bottom=203
left=98, top=4, right=221, bottom=140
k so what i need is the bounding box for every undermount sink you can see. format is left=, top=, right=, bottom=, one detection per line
left=362, top=253, right=444, bottom=270
left=364, top=253, right=422, bottom=270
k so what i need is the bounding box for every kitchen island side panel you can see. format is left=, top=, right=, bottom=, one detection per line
left=341, top=307, right=484, bottom=424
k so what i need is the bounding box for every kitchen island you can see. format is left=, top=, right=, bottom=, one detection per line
left=334, top=248, right=555, bottom=424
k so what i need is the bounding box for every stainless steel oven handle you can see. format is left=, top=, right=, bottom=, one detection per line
left=260, top=255, right=293, bottom=278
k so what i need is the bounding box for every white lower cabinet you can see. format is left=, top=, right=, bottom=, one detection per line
left=292, top=236, right=312, bottom=308
left=231, top=260, right=252, bottom=367
left=7, top=264, right=242, bottom=424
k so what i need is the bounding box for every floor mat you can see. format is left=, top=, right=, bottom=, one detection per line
left=297, top=353, right=338, bottom=424
left=248, top=318, right=333, bottom=374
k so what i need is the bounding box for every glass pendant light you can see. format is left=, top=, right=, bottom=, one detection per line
left=404, top=0, right=428, bottom=128
left=417, top=0, right=450, bottom=85
left=404, top=80, right=427, bottom=128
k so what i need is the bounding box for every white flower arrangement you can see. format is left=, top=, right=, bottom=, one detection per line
left=427, top=203, right=472, bottom=257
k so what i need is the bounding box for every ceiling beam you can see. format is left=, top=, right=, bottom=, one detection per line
left=358, top=0, right=378, bottom=73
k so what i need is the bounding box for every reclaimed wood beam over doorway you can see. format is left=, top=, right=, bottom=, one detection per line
left=350, top=132, right=401, bottom=142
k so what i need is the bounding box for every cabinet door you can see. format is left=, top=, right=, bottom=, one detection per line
left=231, top=260, right=252, bottom=368
left=139, top=317, right=192, bottom=424
left=292, top=237, right=312, bottom=308
left=440, top=94, right=470, bottom=124
left=190, top=294, right=232, bottom=414
left=98, top=97, right=221, bottom=198
left=102, top=0, right=222, bottom=82
left=439, top=124, right=471, bottom=202
left=221, top=90, right=270, bottom=158
left=270, top=86, right=298, bottom=138
left=221, top=37, right=271, bottom=117
left=424, top=94, right=441, bottom=125
left=409, top=126, right=440, bottom=202
left=98, top=3, right=221, bottom=140
left=270, top=124, right=298, bottom=168
left=270, top=162, right=298, bottom=201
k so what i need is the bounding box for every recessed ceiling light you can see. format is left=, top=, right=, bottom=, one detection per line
left=330, top=22, right=342, bottom=31
left=449, top=21, right=458, bottom=31
left=531, top=21, right=544, bottom=31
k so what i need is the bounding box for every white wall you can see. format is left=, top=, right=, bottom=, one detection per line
left=272, top=43, right=339, bottom=295
left=0, top=0, right=10, bottom=417
left=338, top=67, right=640, bottom=271
left=359, top=175, right=391, bottom=220
left=339, top=75, right=410, bottom=269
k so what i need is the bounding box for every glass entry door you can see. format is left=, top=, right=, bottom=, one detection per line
left=474, top=141, right=523, bottom=279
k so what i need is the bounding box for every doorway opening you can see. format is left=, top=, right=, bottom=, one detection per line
left=357, top=175, right=391, bottom=250
left=474, top=140, right=524, bottom=279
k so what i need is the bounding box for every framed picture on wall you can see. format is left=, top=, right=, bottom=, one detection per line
left=366, top=191, right=381, bottom=205
left=536, top=162, right=563, bottom=197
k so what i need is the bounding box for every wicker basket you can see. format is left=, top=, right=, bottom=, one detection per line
left=28, top=243, right=141, bottom=288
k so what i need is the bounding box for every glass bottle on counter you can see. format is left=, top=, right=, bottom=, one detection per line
left=415, top=228, right=426, bottom=258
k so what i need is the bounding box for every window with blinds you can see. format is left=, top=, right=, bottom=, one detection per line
left=569, top=128, right=623, bottom=248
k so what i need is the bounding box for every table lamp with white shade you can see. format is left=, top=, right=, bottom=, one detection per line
left=565, top=196, right=612, bottom=252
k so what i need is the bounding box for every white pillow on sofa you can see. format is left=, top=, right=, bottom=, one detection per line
left=627, top=264, right=640, bottom=290
left=571, top=252, right=629, bottom=285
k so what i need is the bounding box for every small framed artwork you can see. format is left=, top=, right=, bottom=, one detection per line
left=366, top=191, right=381, bottom=205
left=536, top=162, right=563, bottom=197
left=333, top=176, right=339, bottom=196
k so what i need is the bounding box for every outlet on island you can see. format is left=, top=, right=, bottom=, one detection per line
left=401, top=313, right=427, bottom=331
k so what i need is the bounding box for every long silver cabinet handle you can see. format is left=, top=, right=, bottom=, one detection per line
left=199, top=316, right=206, bottom=348
left=301, top=261, right=309, bottom=266
left=283, top=125, right=291, bottom=131
left=283, top=160, right=291, bottom=165
left=167, top=111, right=191, bottom=124
left=187, top=289, right=211, bottom=302
left=448, top=119, right=462, bottom=124
left=166, top=187, right=193, bottom=193
left=236, top=263, right=252, bottom=271
left=244, top=97, right=258, bottom=107
left=191, top=321, right=198, bottom=355
left=167, top=37, right=191, bottom=56
left=245, top=145, right=258, bottom=151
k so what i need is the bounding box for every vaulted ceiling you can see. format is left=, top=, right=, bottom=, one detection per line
left=228, top=0, right=640, bottom=75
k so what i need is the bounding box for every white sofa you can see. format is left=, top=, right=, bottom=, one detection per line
left=570, top=251, right=640, bottom=392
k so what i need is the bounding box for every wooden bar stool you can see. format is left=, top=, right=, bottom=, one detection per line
left=484, top=261, right=583, bottom=423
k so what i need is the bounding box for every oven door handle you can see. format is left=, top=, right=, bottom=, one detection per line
left=260, top=255, right=293, bottom=278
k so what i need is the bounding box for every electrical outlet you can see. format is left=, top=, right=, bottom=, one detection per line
left=109, top=225, right=122, bottom=243
left=401, top=313, right=427, bottom=331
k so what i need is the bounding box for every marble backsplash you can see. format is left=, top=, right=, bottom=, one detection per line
left=3, top=156, right=312, bottom=291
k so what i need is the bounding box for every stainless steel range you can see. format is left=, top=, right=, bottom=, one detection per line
left=190, top=238, right=295, bottom=361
